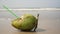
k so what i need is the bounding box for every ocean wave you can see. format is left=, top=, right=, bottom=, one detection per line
left=0, top=8, right=60, bottom=10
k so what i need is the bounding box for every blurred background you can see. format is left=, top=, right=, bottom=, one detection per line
left=0, top=0, right=60, bottom=9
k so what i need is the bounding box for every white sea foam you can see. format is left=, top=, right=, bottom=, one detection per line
left=0, top=8, right=60, bottom=10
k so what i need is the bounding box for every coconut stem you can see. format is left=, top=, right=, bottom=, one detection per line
left=34, top=14, right=39, bottom=31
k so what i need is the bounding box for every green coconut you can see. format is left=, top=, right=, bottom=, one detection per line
left=12, top=14, right=37, bottom=31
